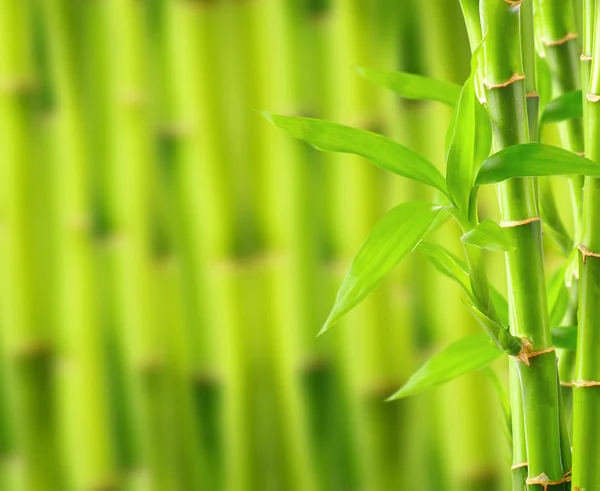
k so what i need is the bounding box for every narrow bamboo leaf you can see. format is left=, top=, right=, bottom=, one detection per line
left=547, top=265, right=570, bottom=328
left=355, top=67, right=461, bottom=106
left=540, top=90, right=583, bottom=125
left=464, top=301, right=521, bottom=355
left=461, top=219, right=515, bottom=252
left=320, top=202, right=443, bottom=334
left=262, top=113, right=448, bottom=194
left=551, top=326, right=577, bottom=351
left=536, top=55, right=553, bottom=117
left=490, top=287, right=509, bottom=328
left=446, top=78, right=477, bottom=211
left=539, top=178, right=572, bottom=256
left=417, top=241, right=472, bottom=295
left=473, top=102, right=492, bottom=171
left=388, top=334, right=502, bottom=400
left=476, top=143, right=600, bottom=185
left=480, top=366, right=512, bottom=442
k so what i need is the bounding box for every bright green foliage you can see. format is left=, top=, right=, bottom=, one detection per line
left=476, top=142, right=600, bottom=185
left=539, top=179, right=573, bottom=255
left=446, top=79, right=478, bottom=212
left=417, top=241, right=472, bottom=295
left=541, top=90, right=583, bottom=125
left=261, top=113, right=448, bottom=194
left=388, top=334, right=502, bottom=400
left=547, top=265, right=570, bottom=328
left=463, top=301, right=521, bottom=355
left=461, top=220, right=515, bottom=252
left=551, top=326, right=578, bottom=351
left=354, top=67, right=461, bottom=106
left=319, top=202, right=443, bottom=334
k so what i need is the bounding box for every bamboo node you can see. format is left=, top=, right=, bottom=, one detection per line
left=543, top=32, right=579, bottom=47
left=526, top=91, right=539, bottom=99
left=484, top=73, right=526, bottom=90
left=560, top=381, right=574, bottom=387
left=526, top=469, right=571, bottom=489
left=503, top=0, right=523, bottom=6
left=511, top=462, right=528, bottom=471
left=581, top=54, right=593, bottom=61
left=577, top=152, right=586, bottom=157
left=514, top=339, right=555, bottom=366
left=573, top=379, right=600, bottom=389
left=586, top=93, right=600, bottom=103
left=578, top=244, right=600, bottom=264
left=500, top=216, right=541, bottom=228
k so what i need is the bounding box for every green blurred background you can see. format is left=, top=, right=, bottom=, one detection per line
left=0, top=0, right=534, bottom=490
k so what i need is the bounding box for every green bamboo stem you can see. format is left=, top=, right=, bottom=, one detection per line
left=0, top=2, right=65, bottom=490
left=572, top=3, right=600, bottom=488
left=37, top=0, right=120, bottom=489
left=459, top=2, right=528, bottom=488
left=105, top=1, right=179, bottom=489
left=480, top=1, right=565, bottom=489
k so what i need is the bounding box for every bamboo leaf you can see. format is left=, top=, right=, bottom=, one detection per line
left=388, top=334, right=502, bottom=400
left=355, top=67, right=461, bottom=106
left=539, top=178, right=572, bottom=256
left=417, top=241, right=471, bottom=295
left=262, top=113, right=448, bottom=194
left=446, top=78, right=477, bottom=211
left=320, top=202, right=443, bottom=334
left=536, top=54, right=553, bottom=117
left=461, top=219, right=515, bottom=252
left=540, top=90, right=583, bottom=125
left=547, top=265, right=570, bottom=328
left=476, top=143, right=600, bottom=185
left=551, top=326, right=577, bottom=351
left=464, top=301, right=521, bottom=355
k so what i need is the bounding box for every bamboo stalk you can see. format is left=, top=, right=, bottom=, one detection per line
left=572, top=3, right=600, bottom=489
left=479, top=2, right=565, bottom=489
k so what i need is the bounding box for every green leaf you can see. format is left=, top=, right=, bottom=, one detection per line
left=536, top=55, right=553, bottom=117
left=461, top=219, right=515, bottom=252
left=417, top=241, right=471, bottom=295
left=490, top=287, right=510, bottom=328
left=446, top=79, right=477, bottom=211
left=355, top=67, right=461, bottom=106
left=476, top=143, right=600, bottom=185
left=262, top=113, right=448, bottom=194
left=388, top=334, right=502, bottom=400
left=463, top=300, right=521, bottom=355
left=540, top=90, right=583, bottom=125
left=538, top=178, right=572, bottom=256
left=320, top=202, right=443, bottom=334
left=547, top=265, right=570, bottom=328
left=551, top=326, right=577, bottom=351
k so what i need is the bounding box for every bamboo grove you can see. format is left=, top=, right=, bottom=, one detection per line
left=2, top=0, right=600, bottom=490
left=269, top=0, right=600, bottom=490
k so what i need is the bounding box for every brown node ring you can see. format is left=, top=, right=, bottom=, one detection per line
left=543, top=32, right=579, bottom=47
left=581, top=54, right=593, bottom=61
left=586, top=93, right=600, bottom=103
left=484, top=73, right=526, bottom=90
left=500, top=216, right=541, bottom=228
left=526, top=91, right=539, bottom=99
left=504, top=0, right=523, bottom=6
left=560, top=381, right=574, bottom=388
left=511, top=462, right=528, bottom=471
left=573, top=380, right=600, bottom=389
left=526, top=470, right=571, bottom=490
left=578, top=244, right=600, bottom=264
left=514, top=339, right=555, bottom=366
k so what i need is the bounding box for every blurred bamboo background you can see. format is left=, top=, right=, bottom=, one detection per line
left=0, top=0, right=533, bottom=490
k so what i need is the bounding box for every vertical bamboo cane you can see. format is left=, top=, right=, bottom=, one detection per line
left=572, top=3, right=600, bottom=489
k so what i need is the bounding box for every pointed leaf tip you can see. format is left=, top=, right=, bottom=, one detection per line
left=388, top=334, right=502, bottom=401
left=323, top=202, right=442, bottom=332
